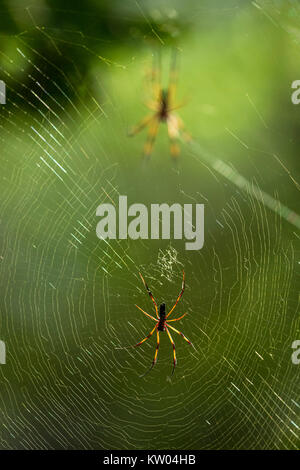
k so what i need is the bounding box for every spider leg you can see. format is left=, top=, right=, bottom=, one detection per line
left=145, top=100, right=160, bottom=111
left=176, top=114, right=192, bottom=142
left=139, top=272, right=159, bottom=318
left=151, top=49, right=162, bottom=102
left=140, top=328, right=160, bottom=377
left=128, top=114, right=154, bottom=137
left=135, top=304, right=157, bottom=321
left=167, top=49, right=178, bottom=108
left=166, top=327, right=177, bottom=375
left=166, top=324, right=194, bottom=348
left=166, top=270, right=185, bottom=318
left=169, top=101, right=189, bottom=112
left=133, top=324, right=157, bottom=347
left=143, top=116, right=159, bottom=159
left=167, top=312, right=187, bottom=322
left=167, top=114, right=180, bottom=159
left=115, top=324, right=157, bottom=350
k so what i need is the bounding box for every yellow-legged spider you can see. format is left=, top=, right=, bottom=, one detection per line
left=125, top=271, right=193, bottom=377
left=128, top=51, right=190, bottom=160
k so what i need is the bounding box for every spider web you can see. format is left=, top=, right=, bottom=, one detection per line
left=0, top=1, right=299, bottom=450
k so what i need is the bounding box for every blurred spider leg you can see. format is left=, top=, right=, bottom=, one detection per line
left=169, top=100, right=189, bottom=112
left=140, top=329, right=160, bottom=377
left=167, top=114, right=180, bottom=159
left=128, top=114, right=154, bottom=136
left=139, top=272, right=159, bottom=318
left=167, top=270, right=185, bottom=318
left=135, top=304, right=157, bottom=321
left=166, top=327, right=177, bottom=375
left=145, top=100, right=159, bottom=111
left=167, top=312, right=188, bottom=322
left=151, top=49, right=162, bottom=101
left=143, top=117, right=159, bottom=159
left=177, top=115, right=192, bottom=142
left=168, top=48, right=178, bottom=106
left=167, top=324, right=194, bottom=348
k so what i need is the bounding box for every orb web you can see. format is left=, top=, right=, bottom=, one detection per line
left=0, top=2, right=299, bottom=450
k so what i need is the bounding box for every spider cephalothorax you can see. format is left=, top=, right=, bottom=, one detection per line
left=122, top=271, right=193, bottom=377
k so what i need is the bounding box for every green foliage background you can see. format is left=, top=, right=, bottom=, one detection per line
left=0, top=0, right=299, bottom=449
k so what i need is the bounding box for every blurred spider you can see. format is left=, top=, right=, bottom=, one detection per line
left=128, top=52, right=190, bottom=160
left=130, top=271, right=193, bottom=377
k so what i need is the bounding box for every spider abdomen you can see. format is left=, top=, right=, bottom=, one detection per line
left=158, top=302, right=167, bottom=331
left=159, top=89, right=169, bottom=121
